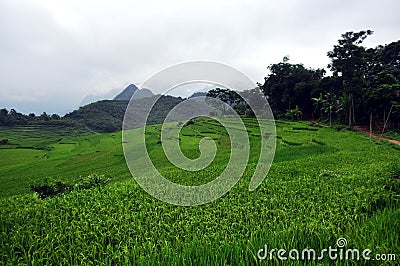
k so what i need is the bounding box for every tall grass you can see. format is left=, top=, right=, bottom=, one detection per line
left=0, top=119, right=399, bottom=265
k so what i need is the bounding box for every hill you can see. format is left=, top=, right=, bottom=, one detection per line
left=1, top=94, right=183, bottom=133
left=188, top=91, right=208, bottom=98
left=113, top=84, right=154, bottom=101
left=64, top=100, right=129, bottom=133
left=113, top=84, right=138, bottom=100
left=64, top=95, right=183, bottom=133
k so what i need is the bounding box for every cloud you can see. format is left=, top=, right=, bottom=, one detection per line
left=0, top=0, right=399, bottom=114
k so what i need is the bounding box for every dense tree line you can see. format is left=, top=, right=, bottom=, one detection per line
left=0, top=108, right=75, bottom=127
left=260, top=30, right=400, bottom=129
left=208, top=31, right=400, bottom=130
left=0, top=96, right=184, bottom=133
left=2, top=30, right=399, bottom=132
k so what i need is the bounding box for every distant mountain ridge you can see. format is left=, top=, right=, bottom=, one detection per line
left=65, top=95, right=182, bottom=132
left=113, top=84, right=153, bottom=101
left=188, top=91, right=208, bottom=98
left=79, top=88, right=121, bottom=107
left=113, top=84, right=137, bottom=100
left=0, top=85, right=207, bottom=133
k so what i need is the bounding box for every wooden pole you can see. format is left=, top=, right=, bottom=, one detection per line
left=381, top=105, right=393, bottom=137
left=348, top=94, right=352, bottom=127
left=369, top=112, right=372, bottom=142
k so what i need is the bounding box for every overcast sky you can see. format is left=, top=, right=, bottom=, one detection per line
left=0, top=0, right=399, bottom=115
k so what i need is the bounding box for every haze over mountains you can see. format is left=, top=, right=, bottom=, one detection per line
left=80, top=84, right=154, bottom=106
left=1, top=83, right=211, bottom=133
left=113, top=84, right=154, bottom=101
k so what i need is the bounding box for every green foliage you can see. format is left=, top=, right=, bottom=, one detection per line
left=30, top=180, right=72, bottom=199
left=66, top=96, right=183, bottom=132
left=0, top=119, right=399, bottom=264
left=258, top=59, right=325, bottom=118
left=206, top=88, right=260, bottom=117
left=1, top=30, right=400, bottom=264
left=0, top=108, right=27, bottom=126
left=75, top=174, right=110, bottom=189
left=0, top=125, right=123, bottom=197
left=313, top=92, right=344, bottom=126
left=388, top=164, right=400, bottom=179
left=363, top=70, right=400, bottom=127
left=30, top=174, right=110, bottom=199
left=0, top=96, right=184, bottom=133
left=147, top=96, right=183, bottom=124
left=0, top=108, right=87, bottom=129
left=284, top=105, right=302, bottom=120
left=258, top=31, right=400, bottom=129
left=244, top=108, right=255, bottom=118
left=2, top=31, right=400, bottom=132
left=64, top=100, right=129, bottom=132
left=206, top=88, right=243, bottom=115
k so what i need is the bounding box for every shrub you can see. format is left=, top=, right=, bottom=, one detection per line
left=284, top=105, right=302, bottom=120
left=30, top=174, right=110, bottom=199
left=30, top=181, right=72, bottom=199
left=388, top=165, right=400, bottom=179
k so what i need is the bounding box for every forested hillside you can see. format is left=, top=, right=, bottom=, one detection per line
left=0, top=96, right=183, bottom=133
left=1, top=31, right=399, bottom=132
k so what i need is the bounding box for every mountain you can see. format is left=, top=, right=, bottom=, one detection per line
left=113, top=84, right=138, bottom=100
left=2, top=86, right=204, bottom=133
left=79, top=88, right=121, bottom=107
left=188, top=91, right=208, bottom=98
left=132, top=88, right=153, bottom=99
left=64, top=95, right=183, bottom=133
left=64, top=100, right=129, bottom=132
left=113, top=84, right=154, bottom=101
left=78, top=84, right=154, bottom=108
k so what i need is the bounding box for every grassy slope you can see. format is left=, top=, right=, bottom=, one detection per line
left=0, top=125, right=129, bottom=198
left=0, top=119, right=399, bottom=265
left=384, top=130, right=400, bottom=142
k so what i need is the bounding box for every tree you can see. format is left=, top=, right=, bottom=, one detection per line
left=363, top=40, right=400, bottom=129
left=51, top=114, right=61, bottom=120
left=327, top=30, right=373, bottom=126
left=367, top=40, right=400, bottom=82
left=5, top=109, right=28, bottom=125
left=206, top=88, right=243, bottom=115
left=320, top=93, right=343, bottom=126
left=285, top=105, right=302, bottom=120
left=40, top=112, right=50, bottom=121
left=258, top=59, right=324, bottom=118
left=363, top=71, right=400, bottom=129
left=0, top=108, right=9, bottom=125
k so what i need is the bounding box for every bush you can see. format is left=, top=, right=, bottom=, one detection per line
left=30, top=181, right=72, bottom=199
left=74, top=174, right=110, bottom=189
left=284, top=106, right=302, bottom=120
left=388, top=165, right=400, bottom=179
left=244, top=108, right=255, bottom=118
left=30, top=174, right=110, bottom=199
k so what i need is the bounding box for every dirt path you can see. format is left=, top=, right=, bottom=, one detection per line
left=308, top=120, right=400, bottom=146
left=351, top=126, right=400, bottom=146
